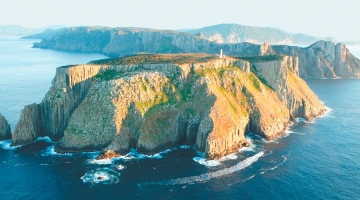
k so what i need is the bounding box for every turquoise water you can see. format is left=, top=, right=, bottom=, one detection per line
left=0, top=38, right=359, bottom=199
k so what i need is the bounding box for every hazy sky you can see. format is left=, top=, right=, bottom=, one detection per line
left=1, top=0, right=359, bottom=41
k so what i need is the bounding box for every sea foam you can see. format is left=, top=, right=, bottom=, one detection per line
left=0, top=140, right=21, bottom=150
left=81, top=168, right=120, bottom=185
left=40, top=145, right=73, bottom=157
left=141, top=151, right=264, bottom=186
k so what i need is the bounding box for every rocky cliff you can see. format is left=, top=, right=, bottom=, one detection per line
left=32, top=27, right=360, bottom=78
left=269, top=41, right=360, bottom=78
left=12, top=54, right=325, bottom=159
left=247, top=56, right=325, bottom=122
left=0, top=113, right=11, bottom=140
left=33, top=27, right=217, bottom=57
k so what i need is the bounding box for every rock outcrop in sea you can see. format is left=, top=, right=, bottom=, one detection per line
left=32, top=27, right=360, bottom=78
left=10, top=54, right=325, bottom=159
left=0, top=113, right=11, bottom=140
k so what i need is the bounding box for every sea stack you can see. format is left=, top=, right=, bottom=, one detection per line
left=0, top=113, right=11, bottom=140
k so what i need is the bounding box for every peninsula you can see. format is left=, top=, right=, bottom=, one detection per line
left=10, top=54, right=325, bottom=159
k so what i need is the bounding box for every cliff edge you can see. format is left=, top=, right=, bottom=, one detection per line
left=32, top=27, right=360, bottom=78
left=11, top=54, right=325, bottom=159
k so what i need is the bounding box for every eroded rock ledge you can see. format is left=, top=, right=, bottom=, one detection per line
left=11, top=54, right=325, bottom=159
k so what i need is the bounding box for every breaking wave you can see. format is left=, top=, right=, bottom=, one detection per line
left=40, top=145, right=73, bottom=157
left=0, top=140, right=21, bottom=150
left=81, top=168, right=120, bottom=185
left=193, top=157, right=221, bottom=167
left=141, top=151, right=264, bottom=186
left=35, top=136, right=53, bottom=143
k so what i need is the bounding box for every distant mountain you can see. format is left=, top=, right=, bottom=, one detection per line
left=185, top=23, right=337, bottom=45
left=342, top=41, right=360, bottom=46
left=0, top=25, right=43, bottom=36
left=0, top=25, right=66, bottom=36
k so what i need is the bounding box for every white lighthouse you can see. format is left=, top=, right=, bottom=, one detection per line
left=219, top=49, right=224, bottom=58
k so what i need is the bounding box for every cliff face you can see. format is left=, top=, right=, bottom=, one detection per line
left=185, top=24, right=336, bottom=45
left=270, top=41, right=360, bottom=78
left=250, top=56, right=325, bottom=122
left=0, top=113, right=11, bottom=140
left=13, top=54, right=325, bottom=159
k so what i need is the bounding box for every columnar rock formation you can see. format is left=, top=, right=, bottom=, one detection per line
left=11, top=54, right=325, bottom=159
left=249, top=56, right=325, bottom=122
left=0, top=113, right=11, bottom=140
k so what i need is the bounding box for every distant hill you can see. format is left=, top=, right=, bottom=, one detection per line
left=0, top=25, right=43, bottom=36
left=185, top=23, right=337, bottom=45
left=0, top=25, right=66, bottom=36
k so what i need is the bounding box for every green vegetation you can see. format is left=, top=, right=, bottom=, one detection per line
left=95, top=70, right=122, bottom=81
left=135, top=93, right=169, bottom=115
left=249, top=74, right=261, bottom=90
left=237, top=55, right=284, bottom=62
left=68, top=126, right=84, bottom=136
left=89, top=54, right=218, bottom=65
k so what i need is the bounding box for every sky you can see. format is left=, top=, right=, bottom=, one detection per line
left=0, top=0, right=359, bottom=41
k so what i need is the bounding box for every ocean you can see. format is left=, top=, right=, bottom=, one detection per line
left=0, top=37, right=359, bottom=200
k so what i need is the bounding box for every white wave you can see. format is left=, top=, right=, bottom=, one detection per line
left=87, top=148, right=171, bottom=164
left=193, top=157, right=221, bottom=167
left=114, top=164, right=126, bottom=170
left=0, top=140, right=21, bottom=150
left=243, top=175, right=256, bottom=182
left=40, top=145, right=73, bottom=157
left=81, top=168, right=120, bottom=185
left=35, top=136, right=53, bottom=143
left=259, top=155, right=287, bottom=174
left=124, top=148, right=167, bottom=159
left=142, top=151, right=264, bottom=186
left=88, top=158, right=113, bottom=165
left=218, top=153, right=238, bottom=161
left=194, top=150, right=239, bottom=167
left=239, top=139, right=256, bottom=152
left=179, top=145, right=192, bottom=149
left=318, top=106, right=333, bottom=119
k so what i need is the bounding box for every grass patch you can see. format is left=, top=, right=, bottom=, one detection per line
left=95, top=70, right=122, bottom=81
left=135, top=93, right=169, bottom=116
left=237, top=55, right=284, bottom=62
left=89, top=54, right=218, bottom=65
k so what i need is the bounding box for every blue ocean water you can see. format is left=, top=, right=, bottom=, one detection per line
left=0, top=38, right=359, bottom=200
